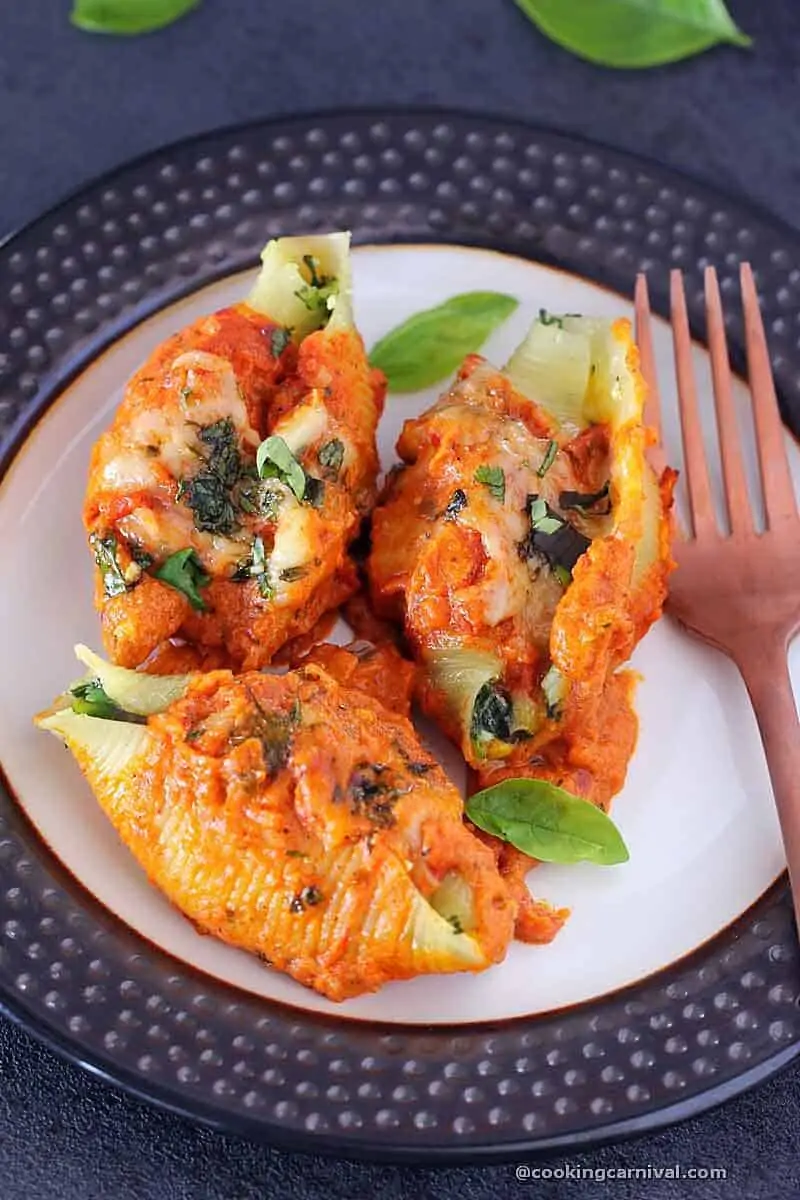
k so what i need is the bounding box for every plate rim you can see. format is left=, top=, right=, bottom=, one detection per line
left=1, top=106, right=799, bottom=1161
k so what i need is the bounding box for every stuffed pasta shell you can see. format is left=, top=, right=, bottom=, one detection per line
left=37, top=647, right=516, bottom=1001
left=85, top=233, right=385, bottom=671
left=368, top=312, right=675, bottom=807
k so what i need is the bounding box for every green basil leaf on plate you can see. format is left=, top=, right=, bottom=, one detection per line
left=370, top=292, right=519, bottom=393
left=155, top=548, right=210, bottom=611
left=513, top=0, right=751, bottom=69
left=72, top=0, right=200, bottom=34
left=466, top=777, right=629, bottom=865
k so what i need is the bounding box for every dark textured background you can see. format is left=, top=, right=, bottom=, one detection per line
left=2, top=1, right=800, bottom=1197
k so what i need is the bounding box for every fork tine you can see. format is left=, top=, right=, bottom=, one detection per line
left=705, top=267, right=754, bottom=536
left=740, top=263, right=797, bottom=528
left=670, top=270, right=717, bottom=538
left=634, top=274, right=663, bottom=442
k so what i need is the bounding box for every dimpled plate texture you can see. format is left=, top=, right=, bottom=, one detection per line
left=1, top=111, right=800, bottom=1162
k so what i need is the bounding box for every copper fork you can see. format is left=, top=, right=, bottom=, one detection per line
left=635, top=264, right=800, bottom=930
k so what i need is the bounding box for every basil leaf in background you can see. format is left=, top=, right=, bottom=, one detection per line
left=155, top=548, right=210, bottom=611
left=466, top=778, right=629, bottom=865
left=513, top=0, right=750, bottom=69
left=71, top=0, right=200, bottom=35
left=370, top=292, right=519, bottom=393
left=256, top=435, right=306, bottom=500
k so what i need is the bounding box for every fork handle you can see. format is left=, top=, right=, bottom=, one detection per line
left=737, top=635, right=800, bottom=929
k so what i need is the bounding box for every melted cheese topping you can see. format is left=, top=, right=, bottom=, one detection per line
left=425, top=402, right=580, bottom=636
left=268, top=502, right=320, bottom=603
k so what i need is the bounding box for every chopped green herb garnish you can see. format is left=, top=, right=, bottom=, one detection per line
left=559, top=482, right=611, bottom=515
left=346, top=763, right=409, bottom=828
left=318, top=438, right=345, bottom=479
left=303, top=476, right=325, bottom=508
left=443, top=489, right=468, bottom=520
left=131, top=546, right=154, bottom=569
left=538, top=309, right=564, bottom=328
left=279, top=564, right=309, bottom=583
left=528, top=496, right=564, bottom=535
left=90, top=534, right=129, bottom=598
left=302, top=255, right=325, bottom=288
left=448, top=914, right=464, bottom=935
left=293, top=255, right=338, bottom=319
left=70, top=679, right=122, bottom=720
left=520, top=496, right=591, bottom=575
left=177, top=418, right=248, bottom=536
left=236, top=685, right=300, bottom=776
left=256, top=435, right=306, bottom=500
left=474, top=465, right=506, bottom=503
left=155, top=548, right=210, bottom=611
left=289, top=884, right=324, bottom=913
left=270, top=327, right=292, bottom=358
left=285, top=849, right=307, bottom=859
left=537, top=439, right=558, bottom=478
left=185, top=728, right=204, bottom=742
left=246, top=535, right=274, bottom=599
left=553, top=564, right=572, bottom=588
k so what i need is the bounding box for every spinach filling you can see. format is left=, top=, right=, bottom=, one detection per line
left=471, top=681, right=514, bottom=749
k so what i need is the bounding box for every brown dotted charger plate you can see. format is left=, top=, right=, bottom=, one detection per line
left=0, top=110, right=799, bottom=1161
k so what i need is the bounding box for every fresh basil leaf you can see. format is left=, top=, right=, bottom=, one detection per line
left=370, top=292, right=519, bottom=393
left=71, top=0, right=200, bottom=35
left=256, top=435, right=306, bottom=500
left=513, top=0, right=750, bottom=69
left=466, top=778, right=629, bottom=865
left=474, top=465, right=506, bottom=504
left=155, top=548, right=210, bottom=611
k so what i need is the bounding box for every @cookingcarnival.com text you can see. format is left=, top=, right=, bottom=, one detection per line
left=514, top=1163, right=727, bottom=1183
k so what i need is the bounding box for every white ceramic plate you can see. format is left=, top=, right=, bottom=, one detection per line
left=0, top=242, right=796, bottom=1025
